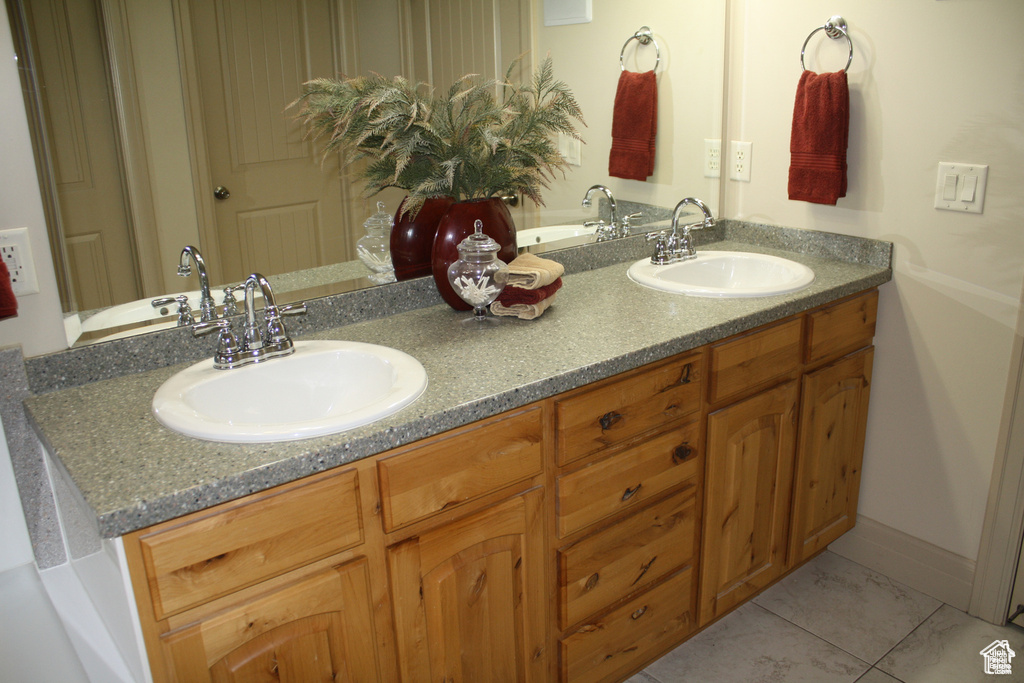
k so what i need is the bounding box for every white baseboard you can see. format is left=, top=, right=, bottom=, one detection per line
left=828, top=515, right=976, bottom=611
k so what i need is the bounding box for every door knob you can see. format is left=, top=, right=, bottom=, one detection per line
left=214, top=186, right=231, bottom=200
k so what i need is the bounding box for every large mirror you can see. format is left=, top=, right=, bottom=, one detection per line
left=6, top=0, right=725, bottom=345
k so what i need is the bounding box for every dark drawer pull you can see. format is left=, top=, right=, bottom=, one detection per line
left=676, top=363, right=693, bottom=385
left=599, top=411, right=624, bottom=431
left=621, top=483, right=642, bottom=502
left=672, top=444, right=694, bottom=464
left=631, top=605, right=648, bottom=620
left=584, top=573, right=600, bottom=591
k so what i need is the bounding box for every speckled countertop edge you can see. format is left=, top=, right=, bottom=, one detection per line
left=24, top=228, right=892, bottom=538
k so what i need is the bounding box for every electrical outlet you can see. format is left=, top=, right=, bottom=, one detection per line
left=0, top=227, right=40, bottom=296
left=704, top=139, right=721, bottom=178
left=730, top=141, right=752, bottom=182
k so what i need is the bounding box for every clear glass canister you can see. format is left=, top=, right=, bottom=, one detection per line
left=446, top=219, right=509, bottom=320
left=357, top=201, right=396, bottom=284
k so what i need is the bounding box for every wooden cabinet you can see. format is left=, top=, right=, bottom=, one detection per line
left=121, top=289, right=880, bottom=683
left=159, top=557, right=380, bottom=682
left=700, top=381, right=798, bottom=625
left=388, top=488, right=548, bottom=683
left=554, top=352, right=704, bottom=682
left=700, top=289, right=878, bottom=626
left=790, top=342, right=874, bottom=563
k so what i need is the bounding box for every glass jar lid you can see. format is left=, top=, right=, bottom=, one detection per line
left=363, top=201, right=393, bottom=234
left=457, top=220, right=500, bottom=256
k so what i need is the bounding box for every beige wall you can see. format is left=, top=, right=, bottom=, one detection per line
left=725, top=0, right=1024, bottom=562
left=535, top=0, right=726, bottom=221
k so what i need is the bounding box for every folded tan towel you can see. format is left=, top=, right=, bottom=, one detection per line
left=505, top=252, right=564, bottom=289
left=490, top=293, right=557, bottom=320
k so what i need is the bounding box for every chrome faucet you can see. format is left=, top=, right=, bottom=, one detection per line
left=177, top=246, right=217, bottom=322
left=582, top=185, right=621, bottom=241
left=192, top=273, right=306, bottom=369
left=647, top=197, right=716, bottom=264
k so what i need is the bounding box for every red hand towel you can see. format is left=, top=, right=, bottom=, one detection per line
left=609, top=70, right=657, bottom=181
left=497, top=278, right=562, bottom=307
left=0, top=259, right=17, bottom=320
left=788, top=70, right=849, bottom=205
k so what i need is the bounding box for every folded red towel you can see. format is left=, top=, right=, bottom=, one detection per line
left=788, top=70, right=849, bottom=205
left=609, top=70, right=657, bottom=181
left=0, top=259, right=17, bottom=320
left=497, top=278, right=562, bottom=307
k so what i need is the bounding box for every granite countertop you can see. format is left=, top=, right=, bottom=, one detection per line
left=25, top=233, right=892, bottom=538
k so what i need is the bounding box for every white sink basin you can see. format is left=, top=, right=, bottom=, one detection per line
left=517, top=224, right=598, bottom=245
left=627, top=251, right=815, bottom=298
left=153, top=340, right=427, bottom=442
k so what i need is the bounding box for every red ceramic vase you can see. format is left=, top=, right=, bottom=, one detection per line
left=432, top=197, right=518, bottom=310
left=390, top=196, right=455, bottom=281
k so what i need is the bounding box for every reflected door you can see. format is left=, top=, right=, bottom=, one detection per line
left=23, top=0, right=142, bottom=310
left=189, top=0, right=352, bottom=284
left=406, top=0, right=534, bottom=229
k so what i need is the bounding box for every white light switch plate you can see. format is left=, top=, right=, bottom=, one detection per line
left=934, top=162, right=988, bottom=214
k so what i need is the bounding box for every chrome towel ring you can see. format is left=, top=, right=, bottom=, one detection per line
left=801, top=15, right=854, bottom=73
left=620, top=26, right=661, bottom=72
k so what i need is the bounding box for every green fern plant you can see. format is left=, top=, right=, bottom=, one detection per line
left=292, top=57, right=584, bottom=216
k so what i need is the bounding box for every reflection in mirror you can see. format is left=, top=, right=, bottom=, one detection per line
left=6, top=0, right=725, bottom=347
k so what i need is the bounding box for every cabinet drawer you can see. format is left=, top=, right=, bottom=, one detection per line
left=559, top=489, right=697, bottom=630
left=708, top=318, right=802, bottom=405
left=556, top=352, right=702, bottom=466
left=557, top=420, right=700, bottom=538
left=561, top=568, right=696, bottom=683
left=378, top=406, right=543, bottom=531
left=806, top=289, right=878, bottom=365
left=138, top=467, right=363, bottom=620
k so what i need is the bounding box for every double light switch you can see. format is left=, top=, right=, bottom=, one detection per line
left=934, top=162, right=988, bottom=214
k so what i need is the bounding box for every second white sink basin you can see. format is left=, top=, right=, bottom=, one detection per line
left=627, top=251, right=815, bottom=298
left=153, top=340, right=427, bottom=442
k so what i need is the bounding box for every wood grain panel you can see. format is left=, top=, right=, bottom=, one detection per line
left=219, top=0, right=310, bottom=166
left=387, top=488, right=548, bottom=683
left=791, top=347, right=873, bottom=562
left=65, top=233, right=112, bottom=310
left=556, top=352, right=702, bottom=466
left=161, top=557, right=379, bottom=682
left=700, top=382, right=798, bottom=625
left=559, top=489, right=697, bottom=630
left=806, top=289, right=878, bottom=365
left=708, top=318, right=802, bottom=405
left=237, top=203, right=320, bottom=276
left=561, top=568, right=696, bottom=683
left=378, top=406, right=543, bottom=531
left=139, top=468, right=362, bottom=619
left=557, top=420, right=701, bottom=538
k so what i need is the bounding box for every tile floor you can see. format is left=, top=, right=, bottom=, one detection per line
left=626, top=551, right=1024, bottom=683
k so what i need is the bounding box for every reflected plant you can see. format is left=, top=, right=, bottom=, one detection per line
left=292, top=57, right=584, bottom=216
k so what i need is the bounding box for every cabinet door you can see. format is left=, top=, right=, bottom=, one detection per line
left=790, top=347, right=874, bottom=563
left=160, top=557, right=380, bottom=682
left=388, top=487, right=548, bottom=682
left=700, top=382, right=798, bottom=626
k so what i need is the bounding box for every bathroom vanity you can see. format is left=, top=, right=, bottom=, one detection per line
left=22, top=224, right=890, bottom=682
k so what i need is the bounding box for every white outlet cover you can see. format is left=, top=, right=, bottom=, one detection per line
left=730, top=141, right=752, bottom=182
left=934, top=162, right=988, bottom=214
left=0, top=227, right=40, bottom=296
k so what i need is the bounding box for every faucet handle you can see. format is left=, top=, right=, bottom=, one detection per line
left=646, top=231, right=672, bottom=265
left=278, top=302, right=307, bottom=317
left=192, top=319, right=242, bottom=368
left=152, top=295, right=192, bottom=326
left=222, top=284, right=245, bottom=317
left=620, top=212, right=643, bottom=238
